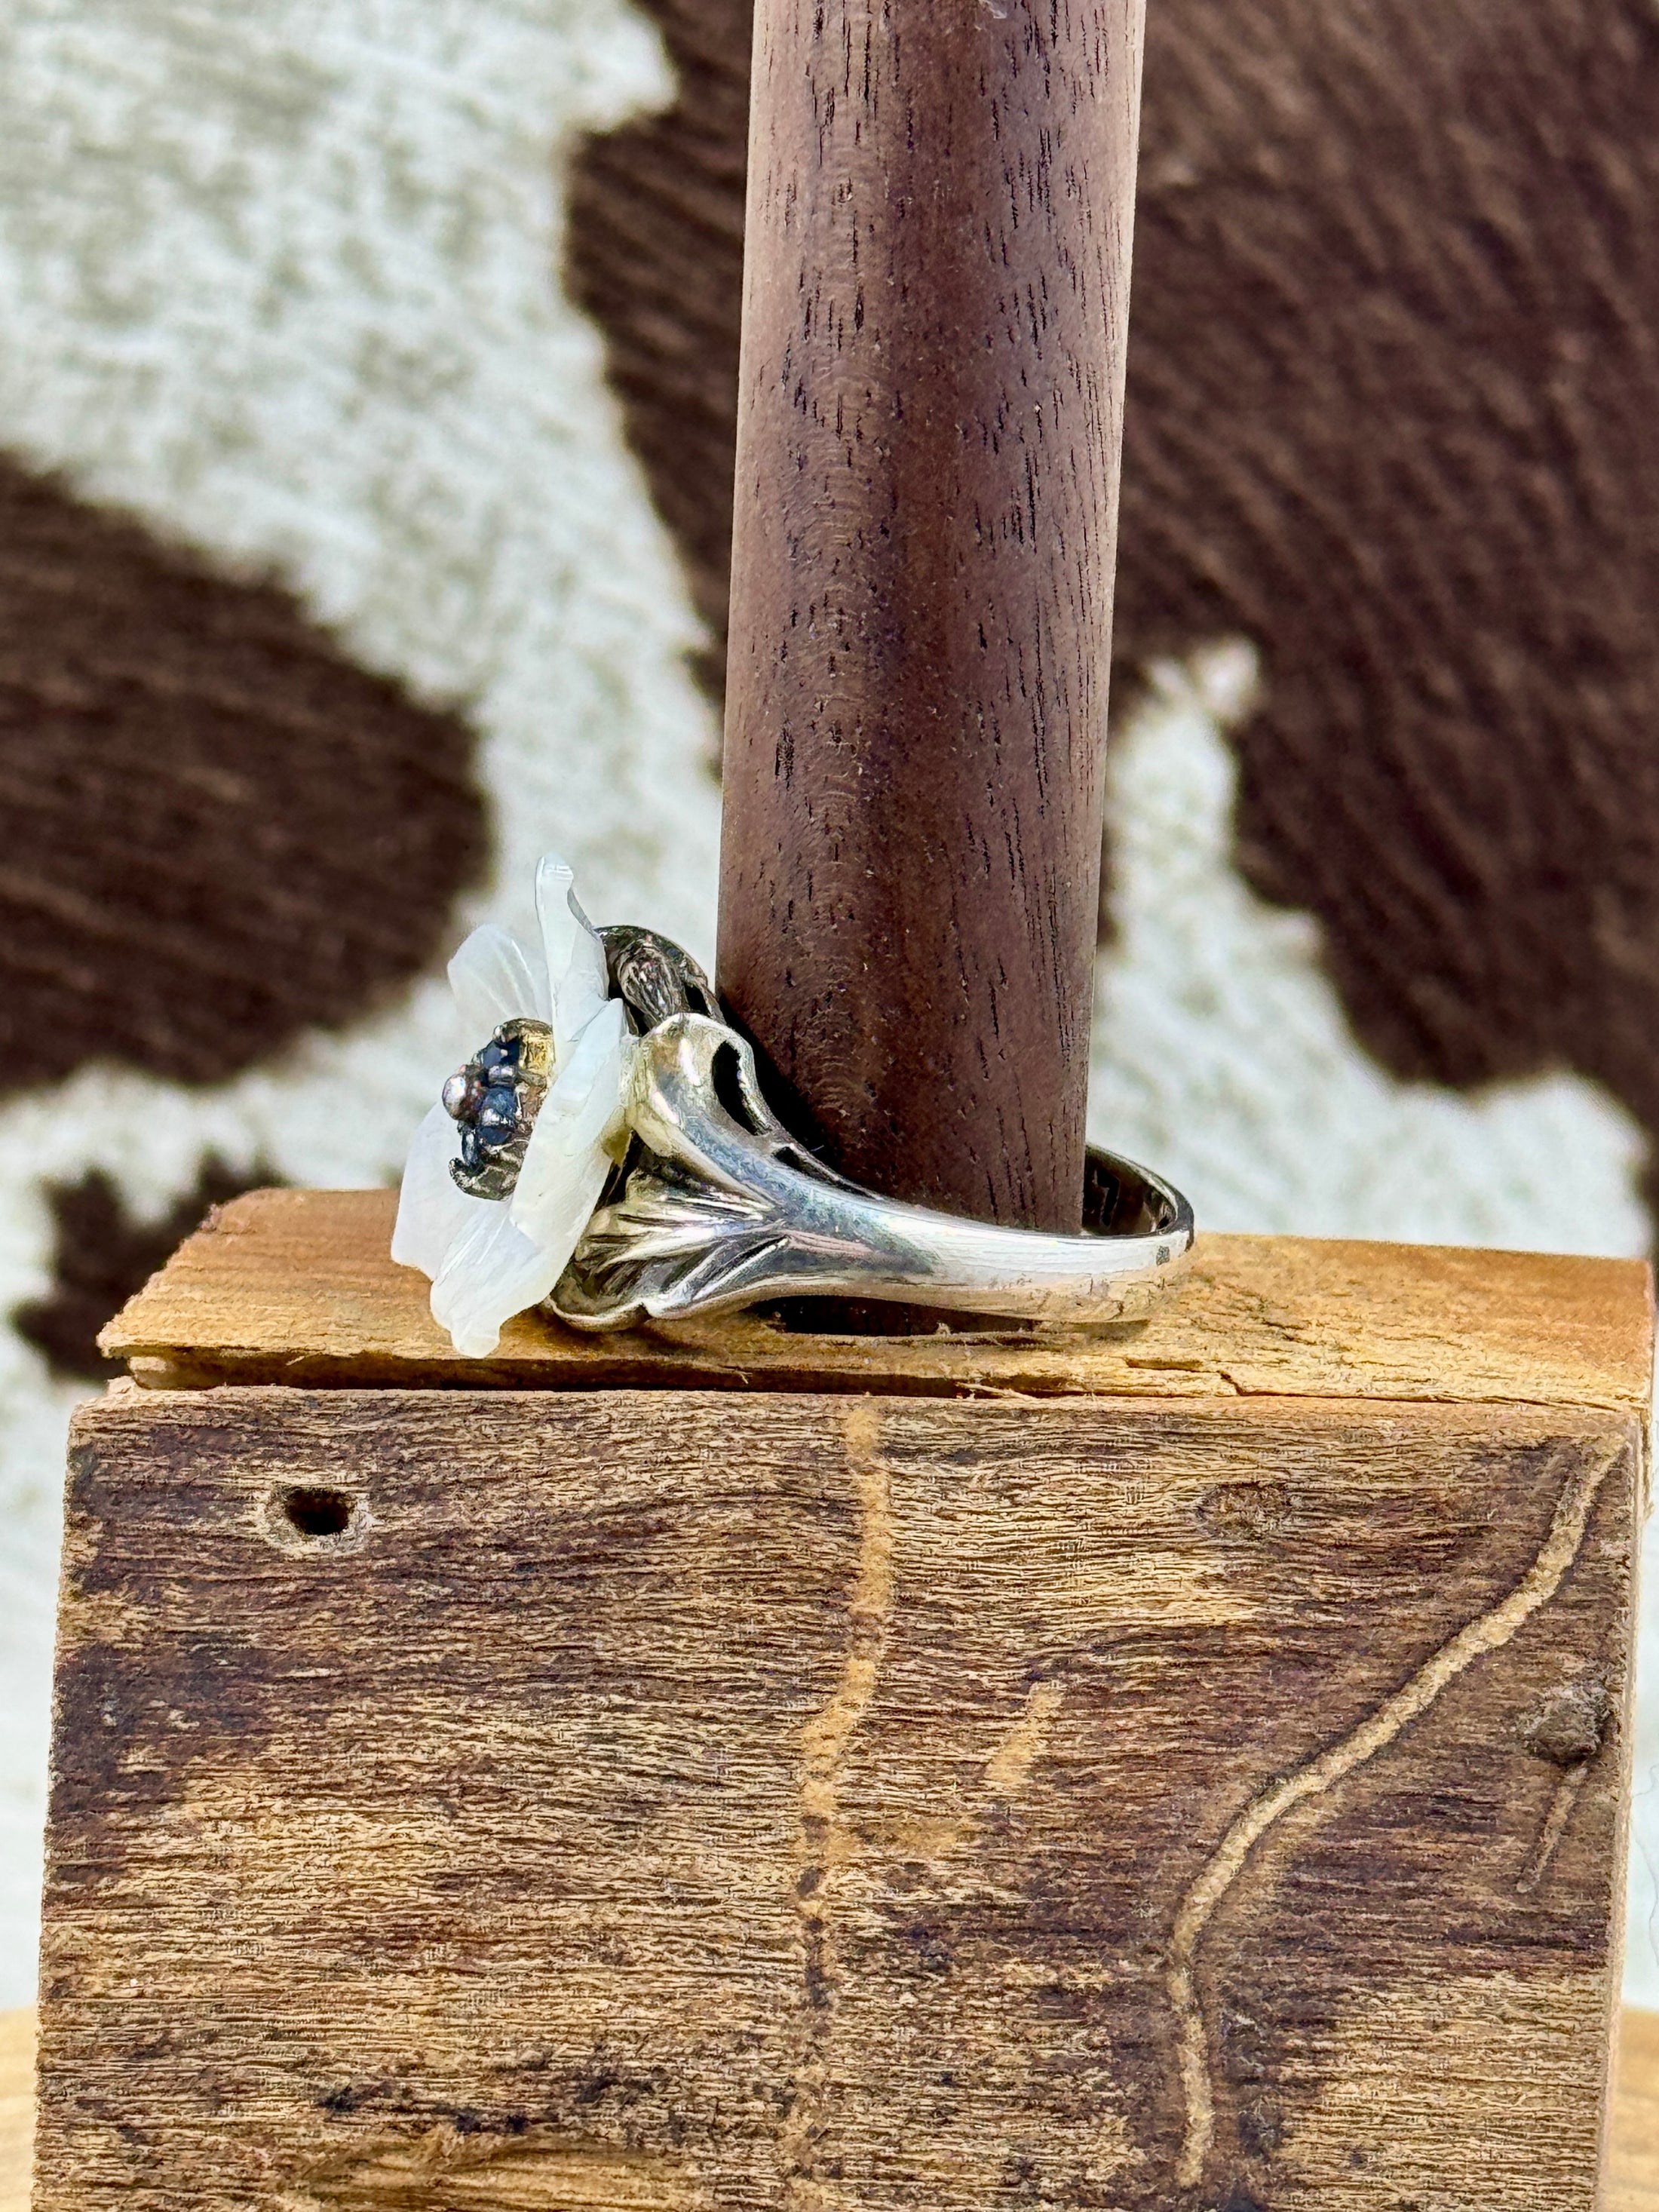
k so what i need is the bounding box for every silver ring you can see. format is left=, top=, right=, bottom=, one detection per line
left=554, top=999, right=1194, bottom=1330
left=394, top=873, right=1194, bottom=1353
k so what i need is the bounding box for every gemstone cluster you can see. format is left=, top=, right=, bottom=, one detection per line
left=443, top=1017, right=554, bottom=1200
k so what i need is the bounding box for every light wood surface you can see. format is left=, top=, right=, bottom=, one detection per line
left=0, top=2011, right=31, bottom=2212
left=1615, top=2009, right=1659, bottom=2210
left=102, top=1186, right=1654, bottom=1411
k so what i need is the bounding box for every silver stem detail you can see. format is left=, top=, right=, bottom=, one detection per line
left=550, top=1015, right=1194, bottom=1331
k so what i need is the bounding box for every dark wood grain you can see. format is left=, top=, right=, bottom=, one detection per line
left=715, top=0, right=1145, bottom=1233
left=38, top=1384, right=1637, bottom=2210
left=43, top=1990, right=1659, bottom=2212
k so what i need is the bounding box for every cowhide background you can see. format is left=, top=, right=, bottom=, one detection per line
left=2, top=0, right=1657, bottom=2009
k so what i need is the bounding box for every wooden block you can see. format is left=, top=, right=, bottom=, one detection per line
left=72, top=2003, right=1659, bottom=2212
left=39, top=1340, right=1645, bottom=2209
left=36, top=1200, right=1653, bottom=2207
left=22, top=2005, right=1659, bottom=2212
left=105, top=1186, right=1653, bottom=1411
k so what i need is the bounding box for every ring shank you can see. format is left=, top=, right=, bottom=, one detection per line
left=550, top=1017, right=1194, bottom=1332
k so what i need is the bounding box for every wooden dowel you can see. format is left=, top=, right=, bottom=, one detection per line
left=716, top=0, right=1146, bottom=1235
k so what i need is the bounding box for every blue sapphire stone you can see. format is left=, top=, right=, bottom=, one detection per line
left=458, top=1126, right=485, bottom=1170
left=477, top=1039, right=520, bottom=1075
left=477, top=1085, right=521, bottom=1147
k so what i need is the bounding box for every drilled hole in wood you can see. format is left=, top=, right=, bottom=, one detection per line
left=281, top=1486, right=354, bottom=1540
left=258, top=1480, right=371, bottom=1557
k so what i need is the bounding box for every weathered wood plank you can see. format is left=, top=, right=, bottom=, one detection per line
left=38, top=1383, right=1639, bottom=2211
left=101, top=1187, right=1654, bottom=1412
left=20, top=2002, right=1659, bottom=2210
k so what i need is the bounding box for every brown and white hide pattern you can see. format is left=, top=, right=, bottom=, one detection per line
left=0, top=0, right=1654, bottom=2017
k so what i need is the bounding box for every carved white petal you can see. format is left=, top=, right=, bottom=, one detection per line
left=398, top=857, right=627, bottom=1357
left=390, top=1101, right=482, bottom=1278
left=447, top=922, right=551, bottom=1035
left=536, top=853, right=609, bottom=1062
left=509, top=997, right=631, bottom=1283
left=428, top=1201, right=565, bottom=1360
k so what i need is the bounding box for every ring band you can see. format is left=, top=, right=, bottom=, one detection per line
left=551, top=1003, right=1194, bottom=1331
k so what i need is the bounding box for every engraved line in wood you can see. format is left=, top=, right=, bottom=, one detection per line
left=982, top=1678, right=1066, bottom=1804
left=781, top=1397, right=895, bottom=2199
left=1167, top=1434, right=1624, bottom=2189
left=781, top=1406, right=1073, bottom=2199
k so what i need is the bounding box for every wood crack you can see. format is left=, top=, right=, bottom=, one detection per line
left=1519, top=1760, right=1592, bottom=1896
left=1166, top=1433, right=1624, bottom=2191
